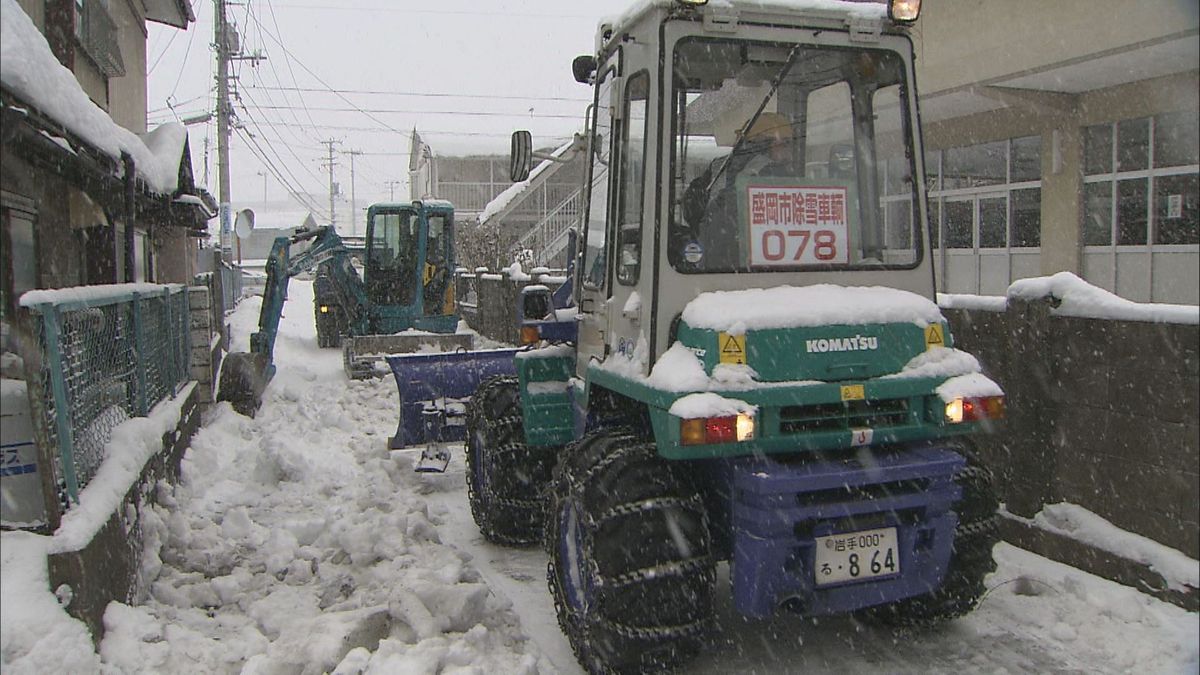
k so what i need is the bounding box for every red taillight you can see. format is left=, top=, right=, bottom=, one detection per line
left=519, top=326, right=540, bottom=345
left=946, top=395, right=1005, bottom=423
left=680, top=414, right=755, bottom=445
left=705, top=416, right=737, bottom=444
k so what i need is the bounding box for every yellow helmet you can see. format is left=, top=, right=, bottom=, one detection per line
left=741, top=112, right=792, bottom=143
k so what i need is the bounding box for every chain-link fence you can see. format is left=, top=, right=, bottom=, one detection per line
left=21, top=285, right=191, bottom=507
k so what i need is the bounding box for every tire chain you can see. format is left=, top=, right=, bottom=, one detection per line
left=545, top=433, right=715, bottom=674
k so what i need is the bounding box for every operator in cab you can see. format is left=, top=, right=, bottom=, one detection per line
left=681, top=112, right=801, bottom=268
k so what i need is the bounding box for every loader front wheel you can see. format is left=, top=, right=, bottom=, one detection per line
left=465, top=376, right=552, bottom=546
left=546, top=431, right=715, bottom=674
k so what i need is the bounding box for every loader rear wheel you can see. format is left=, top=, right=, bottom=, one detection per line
left=858, top=444, right=1000, bottom=627
left=546, top=431, right=715, bottom=674
left=465, top=376, right=553, bottom=546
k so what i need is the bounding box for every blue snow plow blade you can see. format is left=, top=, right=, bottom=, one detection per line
left=385, top=348, right=521, bottom=449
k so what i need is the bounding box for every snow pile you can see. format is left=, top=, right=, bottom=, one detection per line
left=1019, top=503, right=1200, bottom=593
left=0, top=0, right=184, bottom=194
left=1008, top=272, right=1199, bottom=325
left=0, top=532, right=104, bottom=672
left=681, top=285, right=943, bottom=333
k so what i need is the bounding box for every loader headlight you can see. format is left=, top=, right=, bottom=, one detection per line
left=319, top=305, right=329, bottom=314
left=889, top=0, right=920, bottom=23
left=945, top=396, right=1005, bottom=423
left=681, top=414, right=755, bottom=445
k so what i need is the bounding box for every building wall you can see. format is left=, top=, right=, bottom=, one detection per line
left=913, top=0, right=1197, bottom=93
left=107, top=0, right=149, bottom=134
left=914, top=1, right=1198, bottom=304
left=15, top=0, right=44, bottom=30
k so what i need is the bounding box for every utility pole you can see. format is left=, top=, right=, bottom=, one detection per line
left=215, top=0, right=232, bottom=260
left=320, top=139, right=340, bottom=227
left=386, top=180, right=402, bottom=202
left=214, top=0, right=264, bottom=261
left=345, top=149, right=362, bottom=235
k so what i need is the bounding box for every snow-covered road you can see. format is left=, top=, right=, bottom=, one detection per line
left=4, top=280, right=1195, bottom=674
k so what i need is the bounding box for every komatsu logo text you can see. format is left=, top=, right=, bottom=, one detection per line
left=806, top=335, right=879, bottom=353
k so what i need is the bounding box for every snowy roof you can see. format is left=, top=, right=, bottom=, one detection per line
left=478, top=137, right=579, bottom=225
left=0, top=0, right=186, bottom=195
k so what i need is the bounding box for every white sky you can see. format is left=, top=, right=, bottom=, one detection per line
left=146, top=0, right=635, bottom=217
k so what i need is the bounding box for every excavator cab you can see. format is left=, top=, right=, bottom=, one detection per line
left=362, top=201, right=457, bottom=334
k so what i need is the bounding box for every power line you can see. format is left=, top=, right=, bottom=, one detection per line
left=236, top=126, right=328, bottom=218
left=267, top=3, right=596, bottom=19
left=261, top=0, right=323, bottom=138
left=245, top=84, right=590, bottom=104
left=243, top=104, right=585, bottom=120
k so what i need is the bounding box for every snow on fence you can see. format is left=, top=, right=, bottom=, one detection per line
left=18, top=284, right=191, bottom=510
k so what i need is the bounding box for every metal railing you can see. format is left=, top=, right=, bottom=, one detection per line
left=22, top=284, right=190, bottom=505
left=512, top=187, right=582, bottom=267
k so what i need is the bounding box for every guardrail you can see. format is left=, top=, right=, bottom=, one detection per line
left=19, top=284, right=191, bottom=506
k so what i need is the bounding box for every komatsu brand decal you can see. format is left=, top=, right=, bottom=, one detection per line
left=806, top=335, right=879, bottom=353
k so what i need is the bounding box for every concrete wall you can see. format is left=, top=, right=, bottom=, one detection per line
left=944, top=300, right=1199, bottom=559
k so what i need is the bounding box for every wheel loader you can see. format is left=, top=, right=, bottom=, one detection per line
left=453, top=0, right=1008, bottom=672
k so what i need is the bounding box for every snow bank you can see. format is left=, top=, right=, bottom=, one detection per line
left=1009, top=272, right=1199, bottom=325
left=0, top=0, right=183, bottom=194
left=681, top=285, right=943, bottom=333
left=1015, top=503, right=1200, bottom=593
left=0, top=532, right=103, bottom=672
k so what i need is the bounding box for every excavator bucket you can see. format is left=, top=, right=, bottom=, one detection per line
left=216, top=352, right=274, bottom=417
left=343, top=333, right=475, bottom=379
left=384, top=347, right=522, bottom=454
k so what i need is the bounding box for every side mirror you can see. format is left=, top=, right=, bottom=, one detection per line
left=572, top=55, right=597, bottom=84
left=235, top=208, right=255, bottom=239
left=510, top=130, right=533, bottom=182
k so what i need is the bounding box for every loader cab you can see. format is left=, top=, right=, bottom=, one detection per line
left=569, top=2, right=934, bottom=377
left=363, top=201, right=458, bottom=333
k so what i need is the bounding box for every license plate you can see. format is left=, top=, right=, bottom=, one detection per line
left=814, top=527, right=899, bottom=586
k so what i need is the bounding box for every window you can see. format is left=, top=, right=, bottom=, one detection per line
left=366, top=209, right=418, bottom=305
left=1010, top=188, right=1040, bottom=248
left=668, top=39, right=919, bottom=273
left=943, top=141, right=1006, bottom=189
left=582, top=66, right=615, bottom=290
left=928, top=136, right=1042, bottom=251
left=1155, top=174, right=1199, bottom=245
left=1084, top=113, right=1199, bottom=247
left=616, top=72, right=650, bottom=286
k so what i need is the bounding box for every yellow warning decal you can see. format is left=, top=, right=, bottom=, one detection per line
left=718, top=332, right=746, bottom=365
left=924, top=323, right=946, bottom=351
left=841, top=384, right=865, bottom=401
